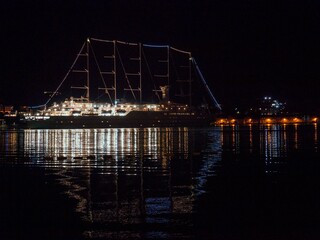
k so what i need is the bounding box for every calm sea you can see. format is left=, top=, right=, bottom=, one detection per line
left=0, top=125, right=319, bottom=239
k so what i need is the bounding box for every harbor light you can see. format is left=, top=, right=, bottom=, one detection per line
left=293, top=117, right=299, bottom=123
left=218, top=119, right=225, bottom=124
left=266, top=118, right=272, bottom=123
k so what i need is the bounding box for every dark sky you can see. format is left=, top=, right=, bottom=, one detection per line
left=1, top=0, right=320, bottom=113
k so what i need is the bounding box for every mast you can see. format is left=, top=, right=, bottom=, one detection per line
left=86, top=38, right=90, bottom=100
left=152, top=45, right=170, bottom=101
left=139, top=43, right=142, bottom=103
left=89, top=38, right=117, bottom=105
left=188, top=53, right=192, bottom=106
left=167, top=46, right=170, bottom=93
left=70, top=38, right=91, bottom=101
left=114, top=40, right=117, bottom=103
left=119, top=41, right=142, bottom=103
left=169, top=46, right=193, bottom=106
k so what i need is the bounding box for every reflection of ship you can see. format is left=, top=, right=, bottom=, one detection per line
left=23, top=128, right=190, bottom=162
left=21, top=38, right=221, bottom=129
left=18, top=127, right=222, bottom=238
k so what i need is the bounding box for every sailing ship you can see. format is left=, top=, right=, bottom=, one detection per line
left=21, top=38, right=221, bottom=129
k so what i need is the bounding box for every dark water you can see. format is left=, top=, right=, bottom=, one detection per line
left=0, top=125, right=319, bottom=239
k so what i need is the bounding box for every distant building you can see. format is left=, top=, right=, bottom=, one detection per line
left=0, top=105, right=14, bottom=115
left=259, top=96, right=286, bottom=116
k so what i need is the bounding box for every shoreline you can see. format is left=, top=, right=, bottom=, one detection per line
left=214, top=115, right=318, bottom=125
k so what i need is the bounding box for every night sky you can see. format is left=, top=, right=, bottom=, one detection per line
left=1, top=0, right=320, bottom=113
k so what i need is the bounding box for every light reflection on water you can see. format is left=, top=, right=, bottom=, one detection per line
left=0, top=127, right=222, bottom=239
left=21, top=128, right=190, bottom=168
left=221, top=124, right=319, bottom=175
left=0, top=124, right=319, bottom=239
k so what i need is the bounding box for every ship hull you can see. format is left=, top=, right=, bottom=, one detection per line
left=21, top=111, right=214, bottom=129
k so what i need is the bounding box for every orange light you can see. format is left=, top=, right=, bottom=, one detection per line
left=266, top=118, right=272, bottom=123
left=282, top=118, right=287, bottom=123
left=312, top=117, right=318, bottom=122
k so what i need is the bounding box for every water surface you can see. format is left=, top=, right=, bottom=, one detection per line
left=0, top=125, right=319, bottom=239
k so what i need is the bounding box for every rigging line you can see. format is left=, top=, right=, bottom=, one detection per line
left=89, top=42, right=113, bottom=105
left=170, top=46, right=191, bottom=55
left=141, top=47, right=161, bottom=101
left=191, top=58, right=222, bottom=111
left=43, top=41, right=87, bottom=107
left=29, top=104, right=46, bottom=109
left=90, top=38, right=114, bottom=43
left=115, top=45, right=137, bottom=101
left=116, top=40, right=138, bottom=46
left=143, top=44, right=169, bottom=48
